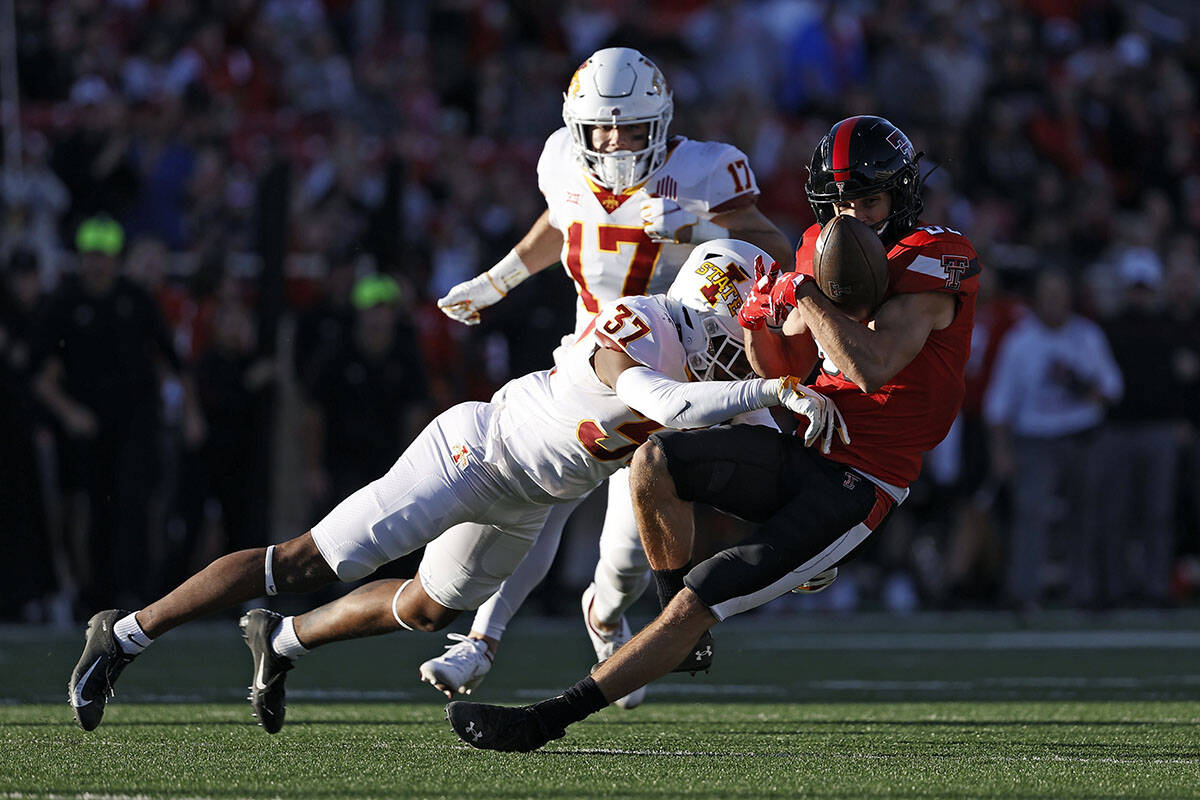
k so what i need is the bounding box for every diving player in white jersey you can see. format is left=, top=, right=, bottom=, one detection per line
left=429, top=47, right=791, bottom=708
left=67, top=240, right=846, bottom=735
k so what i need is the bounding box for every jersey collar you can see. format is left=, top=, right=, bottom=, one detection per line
left=584, top=173, right=647, bottom=214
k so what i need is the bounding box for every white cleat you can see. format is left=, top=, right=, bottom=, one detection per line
left=581, top=582, right=646, bottom=710
left=792, top=566, right=838, bottom=593
left=419, top=634, right=493, bottom=698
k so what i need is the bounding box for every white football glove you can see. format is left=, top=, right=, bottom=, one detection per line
left=640, top=196, right=727, bottom=244
left=772, top=376, right=850, bottom=454
left=437, top=273, right=503, bottom=325
left=437, top=250, right=531, bottom=326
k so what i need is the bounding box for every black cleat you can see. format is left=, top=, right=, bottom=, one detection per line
left=68, top=609, right=137, bottom=731
left=239, top=609, right=294, bottom=734
left=446, top=701, right=565, bottom=752
left=671, top=630, right=714, bottom=674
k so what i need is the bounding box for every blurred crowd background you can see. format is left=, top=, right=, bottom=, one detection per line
left=2, top=0, right=1199, bottom=624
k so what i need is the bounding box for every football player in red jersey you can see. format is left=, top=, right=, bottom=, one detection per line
left=446, top=116, right=982, bottom=754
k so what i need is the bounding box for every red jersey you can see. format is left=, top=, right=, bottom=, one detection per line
left=794, top=222, right=980, bottom=487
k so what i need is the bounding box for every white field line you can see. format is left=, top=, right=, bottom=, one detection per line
left=523, top=674, right=1200, bottom=699
left=747, top=630, right=1200, bottom=650
left=811, top=674, right=1200, bottom=691
left=515, top=683, right=788, bottom=699
left=46, top=688, right=425, bottom=703
left=547, top=748, right=1200, bottom=764
left=289, top=688, right=422, bottom=701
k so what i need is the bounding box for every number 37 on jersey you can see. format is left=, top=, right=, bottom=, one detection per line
left=577, top=302, right=662, bottom=462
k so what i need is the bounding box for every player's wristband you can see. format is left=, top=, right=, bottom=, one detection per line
left=485, top=250, right=532, bottom=295
left=688, top=217, right=728, bottom=244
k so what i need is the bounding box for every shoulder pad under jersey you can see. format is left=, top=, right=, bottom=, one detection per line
left=648, top=139, right=759, bottom=214
left=537, top=127, right=575, bottom=198
left=592, top=294, right=686, bottom=378
left=887, top=224, right=980, bottom=297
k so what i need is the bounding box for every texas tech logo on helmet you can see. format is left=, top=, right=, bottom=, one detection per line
left=885, top=127, right=915, bottom=160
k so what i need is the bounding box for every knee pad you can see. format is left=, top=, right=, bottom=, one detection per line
left=596, top=557, right=650, bottom=595
left=592, top=559, right=651, bottom=625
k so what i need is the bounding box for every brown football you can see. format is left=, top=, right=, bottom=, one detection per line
left=811, top=215, right=890, bottom=315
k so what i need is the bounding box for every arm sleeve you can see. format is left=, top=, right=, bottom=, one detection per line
left=614, top=366, right=777, bottom=428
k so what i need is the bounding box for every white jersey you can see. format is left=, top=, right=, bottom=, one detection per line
left=489, top=294, right=685, bottom=500
left=309, top=292, right=679, bottom=588
left=537, top=127, right=759, bottom=333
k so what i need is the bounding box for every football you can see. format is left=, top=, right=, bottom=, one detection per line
left=811, top=215, right=890, bottom=315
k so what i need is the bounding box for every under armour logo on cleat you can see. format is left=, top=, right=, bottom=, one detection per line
left=465, top=720, right=483, bottom=741
left=694, top=646, right=713, bottom=660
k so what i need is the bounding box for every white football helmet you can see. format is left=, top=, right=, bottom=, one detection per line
left=562, top=47, right=673, bottom=194
left=666, top=239, right=765, bottom=381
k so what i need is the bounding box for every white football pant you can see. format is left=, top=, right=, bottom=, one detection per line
left=310, top=401, right=553, bottom=610
left=468, top=466, right=651, bottom=640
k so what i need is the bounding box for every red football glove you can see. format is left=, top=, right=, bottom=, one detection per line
left=737, top=254, right=782, bottom=330
left=768, top=271, right=810, bottom=312
left=737, top=292, right=774, bottom=330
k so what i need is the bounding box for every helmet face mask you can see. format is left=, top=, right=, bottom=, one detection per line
left=563, top=47, right=673, bottom=194
left=666, top=239, right=765, bottom=382
left=805, top=115, right=924, bottom=244
left=687, top=314, right=754, bottom=380
left=580, top=135, right=651, bottom=195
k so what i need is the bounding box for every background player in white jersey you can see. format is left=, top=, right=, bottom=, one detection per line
left=427, top=47, right=792, bottom=708
left=67, top=241, right=844, bottom=735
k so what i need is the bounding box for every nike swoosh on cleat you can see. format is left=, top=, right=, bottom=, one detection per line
left=254, top=654, right=269, bottom=690
left=71, top=657, right=103, bottom=707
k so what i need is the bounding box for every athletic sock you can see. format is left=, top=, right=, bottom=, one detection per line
left=652, top=565, right=690, bottom=611
left=270, top=616, right=309, bottom=660
left=113, top=613, right=153, bottom=655
left=528, top=676, right=609, bottom=731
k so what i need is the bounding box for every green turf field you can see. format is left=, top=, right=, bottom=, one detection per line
left=3, top=610, right=1199, bottom=799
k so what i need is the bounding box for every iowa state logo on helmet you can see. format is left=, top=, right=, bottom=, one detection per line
left=643, top=60, right=668, bottom=98
left=696, top=259, right=749, bottom=312
left=567, top=61, right=588, bottom=99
